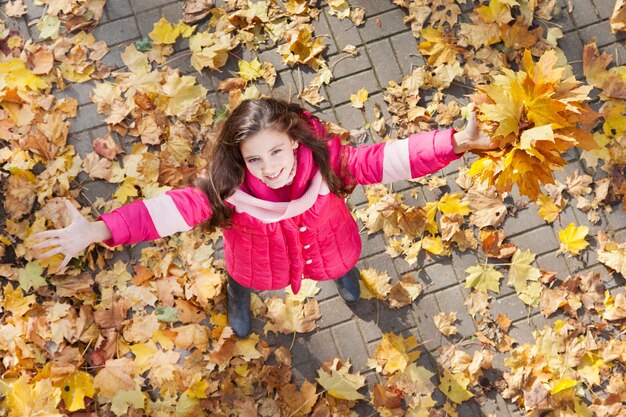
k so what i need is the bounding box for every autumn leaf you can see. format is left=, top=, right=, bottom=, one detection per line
left=59, top=371, right=96, bottom=412
left=508, top=249, right=543, bottom=306
left=558, top=223, right=589, bottom=256
left=6, top=376, right=63, bottom=417
left=434, top=311, right=458, bottom=336
left=596, top=231, right=626, bottom=275
left=369, top=333, right=421, bottom=375
left=350, top=88, right=368, bottom=109
left=18, top=261, right=46, bottom=291
left=237, top=58, right=264, bottom=82
left=439, top=369, right=473, bottom=404
left=316, top=359, right=366, bottom=401
left=149, top=17, right=180, bottom=45
left=359, top=268, right=392, bottom=300
left=264, top=297, right=321, bottom=334
left=465, top=263, right=503, bottom=293
left=537, top=194, right=562, bottom=223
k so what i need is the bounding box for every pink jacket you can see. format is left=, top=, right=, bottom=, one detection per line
left=99, top=117, right=461, bottom=293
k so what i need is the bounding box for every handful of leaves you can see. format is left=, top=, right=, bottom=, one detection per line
left=469, top=50, right=599, bottom=200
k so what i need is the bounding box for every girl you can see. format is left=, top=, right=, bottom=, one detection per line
left=33, top=98, right=493, bottom=338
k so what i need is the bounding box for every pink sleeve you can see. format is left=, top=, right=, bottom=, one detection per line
left=328, top=129, right=462, bottom=185
left=98, top=187, right=212, bottom=247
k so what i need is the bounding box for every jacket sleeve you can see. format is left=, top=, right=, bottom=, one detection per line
left=98, top=187, right=212, bottom=247
left=328, top=129, right=463, bottom=185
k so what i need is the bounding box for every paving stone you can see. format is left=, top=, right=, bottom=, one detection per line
left=354, top=300, right=385, bottom=342
left=68, top=131, right=93, bottom=158
left=315, top=279, right=338, bottom=302
left=557, top=30, right=584, bottom=63
left=512, top=225, right=561, bottom=256
left=536, top=251, right=571, bottom=277
left=325, top=70, right=380, bottom=105
left=592, top=0, right=615, bottom=19
left=312, top=10, right=338, bottom=57
left=375, top=305, right=418, bottom=335
left=101, top=47, right=126, bottom=70
left=418, top=258, right=459, bottom=294
left=331, top=48, right=373, bottom=80
left=389, top=30, right=424, bottom=76
left=411, top=293, right=443, bottom=348
left=364, top=252, right=399, bottom=281
left=503, top=203, right=546, bottom=237
left=62, top=81, right=97, bottom=106
left=106, top=0, right=134, bottom=21
left=291, top=329, right=339, bottom=366
left=333, top=101, right=366, bottom=130
left=93, top=16, right=140, bottom=47
left=553, top=0, right=576, bottom=33
left=358, top=8, right=411, bottom=44
left=451, top=249, right=479, bottom=283
left=130, top=0, right=175, bottom=13
left=317, top=297, right=354, bottom=328
left=434, top=286, right=476, bottom=339
left=291, top=360, right=319, bottom=382
left=605, top=205, right=626, bottom=232
left=359, top=230, right=386, bottom=258
left=366, top=38, right=402, bottom=86
left=69, top=103, right=106, bottom=134
left=325, top=6, right=363, bottom=49
left=457, top=400, right=484, bottom=417
left=352, top=0, right=398, bottom=16
left=579, top=20, right=626, bottom=48
left=331, top=321, right=370, bottom=370
left=348, top=184, right=367, bottom=206
left=568, top=0, right=600, bottom=28
left=23, top=0, right=43, bottom=20
left=135, top=5, right=183, bottom=37
left=492, top=293, right=534, bottom=323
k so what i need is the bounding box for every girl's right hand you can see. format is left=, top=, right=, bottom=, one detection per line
left=32, top=199, right=111, bottom=271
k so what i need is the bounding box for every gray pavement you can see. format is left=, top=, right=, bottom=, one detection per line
left=6, top=0, right=626, bottom=415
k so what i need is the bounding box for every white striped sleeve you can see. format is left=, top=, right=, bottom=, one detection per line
left=381, top=139, right=412, bottom=184
left=143, top=194, right=193, bottom=237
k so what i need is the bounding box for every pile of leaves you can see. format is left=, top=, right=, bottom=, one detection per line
left=1, top=0, right=626, bottom=416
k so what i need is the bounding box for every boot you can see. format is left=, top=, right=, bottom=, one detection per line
left=227, top=276, right=252, bottom=338
left=334, top=267, right=360, bottom=305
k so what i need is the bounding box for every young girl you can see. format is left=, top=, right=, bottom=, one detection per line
left=33, top=98, right=493, bottom=338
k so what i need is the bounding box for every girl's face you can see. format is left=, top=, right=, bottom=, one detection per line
left=240, top=129, right=299, bottom=188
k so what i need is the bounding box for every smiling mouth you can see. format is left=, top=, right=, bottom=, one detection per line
left=265, top=169, right=283, bottom=181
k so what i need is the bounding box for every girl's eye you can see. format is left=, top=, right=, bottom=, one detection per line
left=247, top=158, right=259, bottom=164
left=272, top=149, right=282, bottom=155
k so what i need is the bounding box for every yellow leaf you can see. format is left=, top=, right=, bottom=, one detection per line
left=438, top=193, right=470, bottom=216
left=0, top=58, right=48, bottom=92
left=421, top=235, right=450, bottom=256
left=558, top=223, right=589, bottom=256
left=18, top=261, right=46, bottom=291
left=6, top=376, right=63, bottom=417
left=439, top=369, right=473, bottom=404
left=149, top=17, right=180, bottom=45
left=237, top=58, right=264, bottom=82
left=549, top=377, right=578, bottom=394
left=519, top=124, right=554, bottom=149
left=350, top=88, right=368, bottom=109
left=114, top=179, right=139, bottom=204
left=110, top=388, right=146, bottom=416
left=360, top=268, right=392, bottom=300
left=59, top=371, right=96, bottom=412
left=465, top=264, right=503, bottom=293
left=536, top=194, right=561, bottom=223
left=129, top=342, right=158, bottom=374
left=175, top=21, right=195, bottom=38
left=36, top=15, right=60, bottom=40
left=372, top=333, right=421, bottom=375
left=316, top=359, right=366, bottom=401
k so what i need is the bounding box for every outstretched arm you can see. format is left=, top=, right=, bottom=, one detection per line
left=33, top=187, right=212, bottom=271
left=329, top=110, right=494, bottom=185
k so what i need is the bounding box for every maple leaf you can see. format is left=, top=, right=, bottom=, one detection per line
left=434, top=311, right=458, bottom=336
left=596, top=231, right=626, bottom=276
left=316, top=359, right=366, bottom=401
left=558, top=223, right=589, bottom=256
left=18, top=261, right=46, bottom=291
left=388, top=275, right=423, bottom=309
left=611, top=0, right=626, bottom=32
left=370, top=333, right=421, bottom=375
left=36, top=15, right=61, bottom=40
left=149, top=17, right=180, bottom=45
left=418, top=27, right=461, bottom=67
left=264, top=297, right=321, bottom=334
left=237, top=58, right=263, bottom=82
left=59, top=371, right=96, bottom=412
left=5, top=376, right=63, bottom=417
left=110, top=388, right=146, bottom=416
left=0, top=58, right=49, bottom=92
left=350, top=88, right=368, bottom=109
left=465, top=263, right=503, bottom=293
left=4, top=0, right=27, bottom=17
left=359, top=268, right=392, bottom=300
left=508, top=249, right=542, bottom=306
left=536, top=194, right=562, bottom=223
left=439, top=368, right=474, bottom=404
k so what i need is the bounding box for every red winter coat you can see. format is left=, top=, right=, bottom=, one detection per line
left=100, top=116, right=461, bottom=293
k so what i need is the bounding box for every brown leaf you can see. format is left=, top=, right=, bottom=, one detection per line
left=82, top=151, right=112, bottom=180
left=480, top=229, right=517, bottom=259
left=93, top=134, right=122, bottom=160
left=183, top=0, right=214, bottom=23
left=372, top=383, right=402, bottom=411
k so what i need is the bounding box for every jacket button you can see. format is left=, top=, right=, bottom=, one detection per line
left=305, top=259, right=312, bottom=265
left=303, top=244, right=311, bottom=249
left=299, top=226, right=307, bottom=232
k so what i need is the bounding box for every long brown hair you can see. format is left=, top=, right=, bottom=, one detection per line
left=195, top=98, right=355, bottom=231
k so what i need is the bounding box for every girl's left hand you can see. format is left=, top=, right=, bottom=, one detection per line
left=452, top=109, right=495, bottom=154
